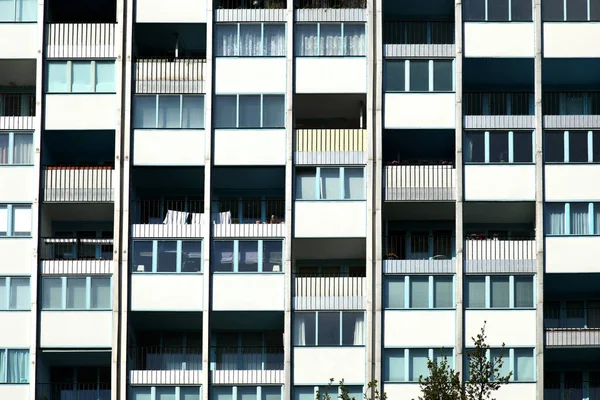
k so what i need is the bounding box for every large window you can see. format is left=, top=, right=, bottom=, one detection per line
left=385, top=59, right=454, bottom=92
left=214, top=386, right=282, bottom=400
left=465, top=275, right=534, bottom=309
left=0, top=276, right=30, bottom=310
left=132, top=240, right=202, bottom=273
left=295, top=167, right=365, bottom=200
left=0, top=0, right=36, bottom=22
left=294, top=386, right=362, bottom=400
left=215, top=23, right=286, bottom=56
left=0, top=132, right=33, bottom=165
left=214, top=94, right=285, bottom=129
left=543, top=0, right=600, bottom=21
left=0, top=349, right=29, bottom=383
left=384, top=275, right=454, bottom=309
left=545, top=300, right=600, bottom=328
left=384, top=348, right=453, bottom=382
left=293, top=311, right=364, bottom=346
left=545, top=202, right=600, bottom=235
left=41, top=276, right=111, bottom=310
left=0, top=204, right=32, bottom=237
left=465, top=131, right=534, bottom=163
left=465, top=347, right=535, bottom=382
left=464, top=0, right=533, bottom=21
left=464, top=92, right=534, bottom=116
left=213, top=240, right=283, bottom=273
left=134, top=95, right=205, bottom=129
left=46, top=61, right=116, bottom=93
left=295, top=23, right=366, bottom=56
left=132, top=386, right=202, bottom=400
left=545, top=131, right=600, bottom=163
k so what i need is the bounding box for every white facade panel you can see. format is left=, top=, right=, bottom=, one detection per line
left=293, top=347, right=365, bottom=384
left=544, top=23, right=600, bottom=58
left=0, top=385, right=30, bottom=400
left=135, top=0, right=207, bottom=22
left=294, top=201, right=367, bottom=238
left=131, top=274, right=204, bottom=311
left=133, top=129, right=205, bottom=166
left=40, top=311, right=112, bottom=348
left=0, top=24, right=37, bottom=59
left=0, top=312, right=31, bottom=347
left=465, top=310, right=536, bottom=347
left=212, top=274, right=284, bottom=311
left=545, top=165, right=600, bottom=201
left=383, top=310, right=455, bottom=347
left=0, top=240, right=33, bottom=275
left=464, top=165, right=535, bottom=201
left=384, top=93, right=455, bottom=129
left=464, top=22, right=534, bottom=58
left=213, top=129, right=285, bottom=165
left=44, top=94, right=116, bottom=130
left=0, top=167, right=34, bottom=201
left=384, top=384, right=421, bottom=400
left=495, top=384, right=536, bottom=400
left=295, top=58, right=367, bottom=93
left=215, top=58, right=286, bottom=94
left=546, top=237, right=600, bottom=273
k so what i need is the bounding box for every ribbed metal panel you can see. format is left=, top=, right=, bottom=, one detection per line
left=545, top=329, right=600, bottom=348
left=384, top=44, right=455, bottom=58
left=130, top=224, right=205, bottom=238
left=46, top=23, right=117, bottom=59
left=0, top=116, right=35, bottom=131
left=210, top=370, right=285, bottom=385
left=383, top=165, right=456, bottom=201
left=295, top=8, right=367, bottom=22
left=41, top=260, right=113, bottom=275
left=215, top=8, right=286, bottom=22
left=130, top=370, right=204, bottom=385
left=464, top=239, right=536, bottom=273
left=42, top=167, right=114, bottom=202
left=464, top=115, right=536, bottom=130
left=464, top=260, right=536, bottom=274
left=382, top=259, right=456, bottom=274
left=212, top=223, right=286, bottom=238
left=544, top=115, right=600, bottom=129
left=293, top=276, right=365, bottom=310
left=294, top=151, right=366, bottom=165
left=135, top=59, right=206, bottom=94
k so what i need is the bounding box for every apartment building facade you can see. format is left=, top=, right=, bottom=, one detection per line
left=0, top=0, right=598, bottom=399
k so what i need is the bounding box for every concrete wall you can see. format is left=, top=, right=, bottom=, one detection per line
left=212, top=274, right=285, bottom=311
left=464, top=165, right=535, bottom=201
left=135, top=0, right=207, bottom=22
left=213, top=129, right=286, bottom=165
left=384, top=93, right=455, bottom=129
left=133, top=129, right=205, bottom=166
left=293, top=346, right=365, bottom=384
left=464, top=23, right=534, bottom=58
left=384, top=310, right=455, bottom=347
left=44, top=94, right=116, bottom=130
left=545, top=165, right=600, bottom=201
left=130, top=274, right=204, bottom=311
left=543, top=23, right=600, bottom=58
left=215, top=58, right=286, bottom=94
left=546, top=237, right=600, bottom=273
left=40, top=311, right=112, bottom=348
left=295, top=58, right=367, bottom=93
left=294, top=201, right=367, bottom=238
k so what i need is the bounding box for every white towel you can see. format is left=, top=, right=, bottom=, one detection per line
left=212, top=211, right=232, bottom=224
left=221, top=251, right=233, bottom=263
left=163, top=210, right=189, bottom=224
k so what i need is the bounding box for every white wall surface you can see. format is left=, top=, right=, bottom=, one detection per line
left=0, top=385, right=29, bottom=400
left=295, top=58, right=367, bottom=93
left=465, top=310, right=536, bottom=347
left=133, top=129, right=205, bottom=166
left=384, top=93, right=455, bottom=129
left=215, top=58, right=286, bottom=94
left=131, top=274, right=203, bottom=311
left=546, top=237, right=600, bottom=273
left=464, top=23, right=534, bottom=58
left=544, top=23, right=600, bottom=58
left=44, top=94, right=116, bottom=130
left=293, top=347, right=365, bottom=384
left=545, top=165, right=600, bottom=201
left=0, top=167, right=34, bottom=201
left=135, top=0, right=206, bottom=22
left=0, top=239, right=33, bottom=275
left=384, top=311, right=455, bottom=347
left=213, top=130, right=285, bottom=165
left=495, top=384, right=536, bottom=400
left=0, top=24, right=37, bottom=59
left=0, top=312, right=30, bottom=347
left=40, top=311, right=112, bottom=348
left=383, top=384, right=421, bottom=400
left=212, top=274, right=284, bottom=311
left=464, top=165, right=535, bottom=201
left=294, top=201, right=367, bottom=238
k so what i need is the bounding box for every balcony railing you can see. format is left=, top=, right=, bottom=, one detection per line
left=295, top=0, right=365, bottom=8
left=37, top=383, right=111, bottom=400
left=383, top=21, right=455, bottom=45
left=383, top=163, right=455, bottom=201
left=464, top=237, right=536, bottom=273
left=40, top=237, right=114, bottom=260
left=212, top=346, right=284, bottom=370
left=543, top=92, right=600, bottom=128
left=544, top=385, right=600, bottom=400
left=464, top=92, right=534, bottom=116
left=293, top=274, right=366, bottom=310
left=545, top=328, right=600, bottom=348
left=384, top=235, right=453, bottom=260
left=294, top=129, right=366, bottom=164
left=42, top=166, right=114, bottom=202
left=0, top=93, right=35, bottom=117
left=213, top=199, right=285, bottom=224
left=214, top=0, right=286, bottom=8
left=130, top=199, right=205, bottom=237
left=135, top=58, right=207, bottom=94
left=130, top=346, right=203, bottom=371
left=46, top=23, right=117, bottom=58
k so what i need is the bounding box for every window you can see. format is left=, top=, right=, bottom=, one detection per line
left=214, top=94, right=285, bottom=129
left=545, top=131, right=600, bottom=163
left=295, top=23, right=366, bottom=56
left=212, top=387, right=281, bottom=400
left=0, top=349, right=30, bottom=383
left=0, top=204, right=32, bottom=237
left=465, top=348, right=535, bottom=382
left=212, top=240, right=283, bottom=273
left=465, top=131, right=534, bottom=163
left=295, top=167, right=365, bottom=200
left=385, top=60, right=454, bottom=92
left=134, top=95, right=205, bottom=129
left=545, top=202, right=600, bottom=235
left=132, top=386, right=202, bottom=400
left=384, top=276, right=454, bottom=309
left=0, top=0, right=36, bottom=22
left=544, top=0, right=600, bottom=21
left=465, top=275, right=534, bottom=309
left=294, top=311, right=364, bottom=346
left=384, top=348, right=455, bottom=382
left=0, top=277, right=30, bottom=310
left=0, top=132, right=33, bottom=165
left=41, top=276, right=111, bottom=310
left=216, top=23, right=285, bottom=56
left=464, top=0, right=532, bottom=21
left=46, top=61, right=115, bottom=93
left=294, top=386, right=360, bottom=400
left=132, top=240, right=202, bottom=273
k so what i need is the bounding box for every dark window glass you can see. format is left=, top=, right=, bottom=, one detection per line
left=591, top=0, right=600, bottom=20
left=157, top=241, right=177, bottom=272
left=590, top=93, right=600, bottom=115
left=466, top=132, right=485, bottom=162
left=464, top=93, right=484, bottom=115
left=409, top=60, right=429, bottom=91
left=567, top=0, right=588, bottom=21
left=132, top=241, right=153, bottom=273
left=406, top=22, right=428, bottom=44
left=433, top=60, right=453, bottom=92
left=545, top=131, right=565, bottom=162
left=514, top=131, right=533, bottom=163
left=213, top=241, right=234, bottom=272
left=488, top=0, right=510, bottom=21
left=569, top=131, right=588, bottom=162
left=489, top=132, right=509, bottom=162
left=464, top=0, right=486, bottom=20
left=318, top=312, right=340, bottom=345
left=594, top=131, right=600, bottom=162
left=238, top=95, right=261, bottom=128
left=543, top=0, right=565, bottom=21
left=511, top=93, right=533, bottom=115
left=512, top=0, right=533, bottom=21
left=385, top=60, right=405, bottom=91
left=489, top=93, right=508, bottom=116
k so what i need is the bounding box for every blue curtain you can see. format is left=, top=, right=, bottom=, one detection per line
left=7, top=349, right=29, bottom=383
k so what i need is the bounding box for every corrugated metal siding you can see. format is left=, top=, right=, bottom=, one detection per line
left=295, top=8, right=366, bottom=22
left=212, top=223, right=286, bottom=238
left=293, top=276, right=365, bottom=310
left=544, top=115, right=600, bottom=129
left=210, top=370, right=285, bottom=385
left=295, top=129, right=366, bottom=151
left=46, top=23, right=117, bottom=59
left=215, top=9, right=286, bottom=22
left=463, top=115, right=536, bottom=130
left=294, top=151, right=366, bottom=165
left=130, top=370, right=203, bottom=385
left=383, top=165, right=456, bottom=201
left=0, top=116, right=35, bottom=131
left=384, top=44, right=455, bottom=58
left=130, top=224, right=205, bottom=238
left=382, top=259, right=456, bottom=274
left=135, top=59, right=206, bottom=94
left=43, top=168, right=114, bottom=202
left=545, top=329, right=600, bottom=347
left=40, top=260, right=113, bottom=275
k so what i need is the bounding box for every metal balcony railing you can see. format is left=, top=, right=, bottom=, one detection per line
left=463, top=92, right=534, bottom=116
left=464, top=237, right=535, bottom=267
left=214, top=0, right=287, bottom=8
left=544, top=385, right=600, bottom=400
left=129, top=346, right=203, bottom=371
left=0, top=93, right=35, bottom=117
left=42, top=166, right=114, bottom=202
left=383, top=163, right=456, bottom=201
left=383, top=235, right=454, bottom=260
left=46, top=23, right=117, bottom=58
left=545, top=328, right=600, bottom=347
left=543, top=92, right=600, bottom=116
left=545, top=307, right=600, bottom=347
left=293, top=274, right=366, bottom=309
left=212, top=346, right=284, bottom=370
left=295, top=0, right=366, bottom=8
left=36, top=383, right=111, bottom=400
left=131, top=199, right=205, bottom=225
left=135, top=58, right=207, bottom=94
left=40, top=237, right=114, bottom=260
left=213, top=199, right=285, bottom=224
left=383, top=21, right=455, bottom=45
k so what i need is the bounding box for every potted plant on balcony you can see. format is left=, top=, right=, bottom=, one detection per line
left=385, top=252, right=398, bottom=260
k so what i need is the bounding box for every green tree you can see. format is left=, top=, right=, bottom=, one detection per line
left=416, top=349, right=463, bottom=400
left=316, top=378, right=386, bottom=400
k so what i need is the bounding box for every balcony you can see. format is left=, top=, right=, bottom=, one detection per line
left=135, top=58, right=207, bottom=94
left=214, top=0, right=286, bottom=22
left=383, top=163, right=456, bottom=201
left=40, top=237, right=113, bottom=274
left=42, top=166, right=114, bottom=202
left=37, top=383, right=110, bottom=400
left=130, top=199, right=206, bottom=238
left=46, top=23, right=117, bottom=58
left=545, top=307, right=600, bottom=348
left=546, top=328, right=600, bottom=348
left=0, top=92, right=35, bottom=130
left=294, top=129, right=366, bottom=165
left=544, top=385, right=600, bottom=400
left=383, top=234, right=455, bottom=274
left=293, top=274, right=365, bottom=310
left=543, top=92, right=600, bottom=129
left=212, top=199, right=285, bottom=238
left=211, top=345, right=284, bottom=385
left=464, top=237, right=535, bottom=273
left=129, top=346, right=203, bottom=385
left=295, top=0, right=365, bottom=22
left=383, top=21, right=455, bottom=58
left=463, top=92, right=535, bottom=129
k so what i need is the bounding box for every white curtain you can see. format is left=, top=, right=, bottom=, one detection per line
left=295, top=24, right=318, bottom=56
left=240, top=24, right=262, bottom=56
left=343, top=24, right=366, bottom=56
left=546, top=203, right=565, bottom=235
left=353, top=313, right=364, bottom=345
left=7, top=349, right=29, bottom=383
left=264, top=24, right=285, bottom=56
left=216, top=25, right=238, bottom=56
left=294, top=314, right=307, bottom=345
left=320, top=24, right=342, bottom=56
left=570, top=203, right=589, bottom=235
left=13, top=134, right=32, bottom=164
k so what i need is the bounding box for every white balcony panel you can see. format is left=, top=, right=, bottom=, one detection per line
left=384, top=93, right=455, bottom=129
left=130, top=370, right=203, bottom=385
left=133, top=129, right=205, bottom=166
left=0, top=312, right=31, bottom=347
left=43, top=168, right=114, bottom=202
left=464, top=22, right=534, bottom=58
left=131, top=274, right=203, bottom=311
left=384, top=384, right=421, bottom=400
left=44, top=94, right=116, bottom=130
left=544, top=23, right=600, bottom=58
left=211, top=370, right=284, bottom=385
left=0, top=386, right=29, bottom=400
left=213, top=129, right=285, bottom=166
left=0, top=116, right=35, bottom=130
left=46, top=23, right=116, bottom=58
left=215, top=58, right=286, bottom=94
left=464, top=239, right=536, bottom=273
left=212, top=223, right=286, bottom=238
left=0, top=239, right=33, bottom=275
left=135, top=59, right=206, bottom=94
left=294, top=201, right=366, bottom=238
left=41, top=260, right=113, bottom=275
left=384, top=310, right=455, bottom=347
left=465, top=310, right=536, bottom=347
left=0, top=167, right=34, bottom=202
left=546, top=237, right=600, bottom=273
left=135, top=0, right=207, bottom=22
left=212, top=274, right=284, bottom=311
left=0, top=24, right=37, bottom=59
left=495, top=384, right=536, bottom=400
left=294, top=276, right=365, bottom=310
left=40, top=311, right=112, bottom=348
left=295, top=58, right=367, bottom=93
left=545, top=165, right=600, bottom=201
left=293, top=347, right=365, bottom=384
left=464, top=165, right=535, bottom=201
left=131, top=224, right=205, bottom=238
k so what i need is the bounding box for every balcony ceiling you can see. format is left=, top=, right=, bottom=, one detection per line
left=383, top=0, right=454, bottom=19
left=543, top=58, right=600, bottom=89
left=463, top=201, right=535, bottom=224
left=293, top=238, right=366, bottom=260
left=0, top=60, right=36, bottom=86
left=463, top=59, right=534, bottom=89
left=135, top=23, right=207, bottom=57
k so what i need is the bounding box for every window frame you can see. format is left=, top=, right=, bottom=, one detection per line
left=215, top=23, right=287, bottom=57
left=294, top=166, right=366, bottom=200
left=213, top=94, right=285, bottom=129
left=384, top=275, right=456, bottom=309
left=464, top=130, right=535, bottom=164
left=41, top=276, right=112, bottom=310
left=544, top=130, right=600, bottom=163
left=293, top=385, right=362, bottom=400
left=0, top=132, right=34, bottom=165
left=545, top=202, right=600, bottom=235
left=45, top=60, right=116, bottom=94
left=383, top=348, right=455, bottom=382
left=0, top=348, right=30, bottom=383
left=464, top=275, right=535, bottom=309
left=212, top=239, right=283, bottom=273
left=0, top=276, right=30, bottom=311
left=294, top=22, right=367, bottom=57
left=134, top=94, right=205, bottom=129
left=385, top=59, right=455, bottom=93
left=543, top=0, right=600, bottom=21
left=131, top=385, right=203, bottom=400
left=0, top=0, right=37, bottom=22
left=0, top=204, right=32, bottom=237
left=293, top=311, right=365, bottom=347
left=131, top=239, right=204, bottom=273
left=464, top=0, right=534, bottom=21
left=464, top=347, right=535, bottom=382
